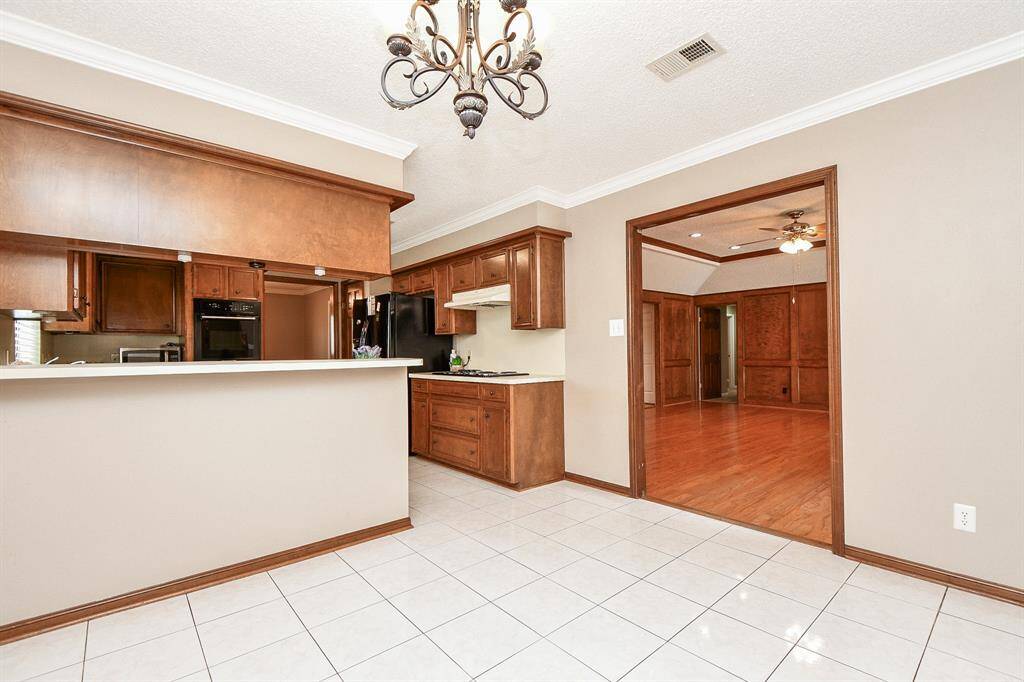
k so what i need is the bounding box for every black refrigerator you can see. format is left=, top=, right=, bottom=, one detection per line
left=352, top=293, right=452, bottom=373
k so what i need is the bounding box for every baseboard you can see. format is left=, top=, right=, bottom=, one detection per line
left=564, top=471, right=634, bottom=497
left=845, top=546, right=1024, bottom=606
left=0, top=517, right=412, bottom=645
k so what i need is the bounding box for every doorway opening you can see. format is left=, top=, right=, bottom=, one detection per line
left=263, top=275, right=346, bottom=360
left=626, top=167, right=844, bottom=552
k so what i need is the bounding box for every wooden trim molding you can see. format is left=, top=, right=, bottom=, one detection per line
left=564, top=472, right=634, bottom=498
left=845, top=546, right=1024, bottom=606
left=626, top=166, right=845, bottom=551
left=0, top=517, right=411, bottom=645
left=642, top=231, right=825, bottom=265
left=0, top=91, right=414, bottom=211
left=391, top=226, right=573, bottom=276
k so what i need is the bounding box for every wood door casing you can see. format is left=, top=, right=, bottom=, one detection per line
left=699, top=307, right=723, bottom=400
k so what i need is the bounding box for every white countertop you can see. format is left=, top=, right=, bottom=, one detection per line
left=409, top=372, right=564, bottom=385
left=0, top=358, right=423, bottom=381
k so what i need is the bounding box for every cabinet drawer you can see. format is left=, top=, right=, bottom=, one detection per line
left=479, top=384, right=509, bottom=403
left=411, top=379, right=430, bottom=394
left=430, top=400, right=480, bottom=435
left=392, top=273, right=411, bottom=293
left=429, top=381, right=479, bottom=399
left=430, top=429, right=480, bottom=470
left=411, top=268, right=433, bottom=292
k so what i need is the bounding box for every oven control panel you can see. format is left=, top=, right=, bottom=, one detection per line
left=193, top=299, right=261, bottom=317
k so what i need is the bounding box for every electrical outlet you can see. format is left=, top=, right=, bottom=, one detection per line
left=953, top=503, right=976, bottom=533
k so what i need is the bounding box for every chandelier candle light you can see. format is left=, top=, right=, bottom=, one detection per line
left=381, top=0, right=549, bottom=139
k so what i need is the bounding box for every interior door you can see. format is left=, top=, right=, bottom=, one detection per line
left=659, top=296, right=695, bottom=404
left=699, top=307, right=723, bottom=400
left=642, top=304, right=656, bottom=404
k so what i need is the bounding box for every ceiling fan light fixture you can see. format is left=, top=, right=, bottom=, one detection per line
left=779, top=239, right=799, bottom=254
left=689, top=232, right=702, bottom=238
left=729, top=245, right=742, bottom=250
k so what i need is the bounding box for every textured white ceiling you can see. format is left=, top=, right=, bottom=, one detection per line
left=646, top=187, right=826, bottom=257
left=3, top=0, right=1021, bottom=245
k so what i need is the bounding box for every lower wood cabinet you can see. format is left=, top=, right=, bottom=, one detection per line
left=410, top=378, right=564, bottom=489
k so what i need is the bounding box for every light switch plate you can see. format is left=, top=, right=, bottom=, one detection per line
left=609, top=319, right=625, bottom=336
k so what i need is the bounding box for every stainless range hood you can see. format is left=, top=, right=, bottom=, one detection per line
left=443, top=284, right=511, bottom=310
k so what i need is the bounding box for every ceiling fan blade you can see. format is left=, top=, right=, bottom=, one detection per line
left=758, top=227, right=785, bottom=232
left=733, top=236, right=780, bottom=247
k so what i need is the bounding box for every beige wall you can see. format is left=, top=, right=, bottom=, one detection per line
left=642, top=246, right=826, bottom=296
left=394, top=61, right=1024, bottom=588
left=0, top=367, right=410, bottom=624
left=454, top=306, right=565, bottom=375
left=0, top=43, right=404, bottom=190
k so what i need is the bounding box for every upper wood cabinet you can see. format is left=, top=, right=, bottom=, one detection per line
left=0, top=93, right=412, bottom=276
left=97, top=257, right=179, bottom=334
left=390, top=226, right=570, bottom=332
left=448, top=258, right=478, bottom=293
left=0, top=242, right=78, bottom=320
left=193, top=263, right=261, bottom=300
left=476, top=249, right=509, bottom=287
left=44, top=252, right=96, bottom=332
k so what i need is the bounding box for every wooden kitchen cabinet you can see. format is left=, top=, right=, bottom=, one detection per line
left=0, top=242, right=90, bottom=322
left=448, top=258, right=477, bottom=293
left=410, top=378, right=564, bottom=489
left=44, top=252, right=96, bottom=332
left=192, top=263, right=225, bottom=298
left=193, top=263, right=261, bottom=300
left=432, top=265, right=476, bottom=335
left=97, top=257, right=179, bottom=333
left=390, top=226, right=569, bottom=332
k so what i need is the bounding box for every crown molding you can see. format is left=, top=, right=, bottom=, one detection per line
left=0, top=11, right=418, bottom=160
left=390, top=185, right=569, bottom=253
left=396, top=31, right=1023, bottom=254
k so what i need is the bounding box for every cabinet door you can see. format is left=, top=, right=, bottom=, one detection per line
left=99, top=258, right=178, bottom=333
left=480, top=406, right=510, bottom=482
left=0, top=242, right=70, bottom=314
left=227, top=267, right=260, bottom=300
left=411, top=269, right=434, bottom=293
left=44, top=252, right=95, bottom=332
left=433, top=265, right=452, bottom=334
left=476, top=249, right=509, bottom=286
left=193, top=263, right=225, bottom=298
left=412, top=394, right=430, bottom=454
left=392, top=273, right=412, bottom=293
left=448, top=258, right=477, bottom=293
left=510, top=242, right=536, bottom=329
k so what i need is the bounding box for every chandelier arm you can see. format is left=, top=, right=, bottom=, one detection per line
left=381, top=57, right=455, bottom=110
left=475, top=8, right=534, bottom=74
left=406, top=1, right=462, bottom=71
left=483, top=69, right=549, bottom=119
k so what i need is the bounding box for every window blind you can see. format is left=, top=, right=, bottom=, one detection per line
left=14, top=320, right=42, bottom=364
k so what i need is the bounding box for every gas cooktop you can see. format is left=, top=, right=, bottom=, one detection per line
left=431, top=370, right=529, bottom=377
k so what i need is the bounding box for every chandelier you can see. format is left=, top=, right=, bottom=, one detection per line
left=380, top=0, right=549, bottom=139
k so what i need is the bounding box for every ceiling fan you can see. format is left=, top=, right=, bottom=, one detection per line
left=729, top=210, right=826, bottom=254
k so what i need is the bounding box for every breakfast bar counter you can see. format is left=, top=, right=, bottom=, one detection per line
left=0, top=358, right=420, bottom=630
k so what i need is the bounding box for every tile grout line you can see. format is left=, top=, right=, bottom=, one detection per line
left=911, top=587, right=947, bottom=681
left=79, top=620, right=88, bottom=682
left=266, top=568, right=344, bottom=678
left=184, top=592, right=212, bottom=681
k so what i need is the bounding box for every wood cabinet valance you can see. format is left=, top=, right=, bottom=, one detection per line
left=0, top=92, right=412, bottom=278
left=392, top=226, right=571, bottom=333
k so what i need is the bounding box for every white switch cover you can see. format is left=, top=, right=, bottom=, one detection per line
left=953, top=503, right=976, bottom=533
left=609, top=319, right=625, bottom=337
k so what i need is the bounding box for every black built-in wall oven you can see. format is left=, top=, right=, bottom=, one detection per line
left=194, top=299, right=261, bottom=360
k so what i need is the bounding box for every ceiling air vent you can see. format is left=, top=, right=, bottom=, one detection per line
left=646, top=33, right=725, bottom=82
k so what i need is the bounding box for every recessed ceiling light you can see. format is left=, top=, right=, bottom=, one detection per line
left=689, top=232, right=702, bottom=238
left=729, top=245, right=742, bottom=250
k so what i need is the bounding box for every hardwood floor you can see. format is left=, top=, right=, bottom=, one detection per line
left=644, top=401, right=831, bottom=544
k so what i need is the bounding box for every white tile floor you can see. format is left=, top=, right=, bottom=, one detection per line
left=2, top=457, right=1023, bottom=682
